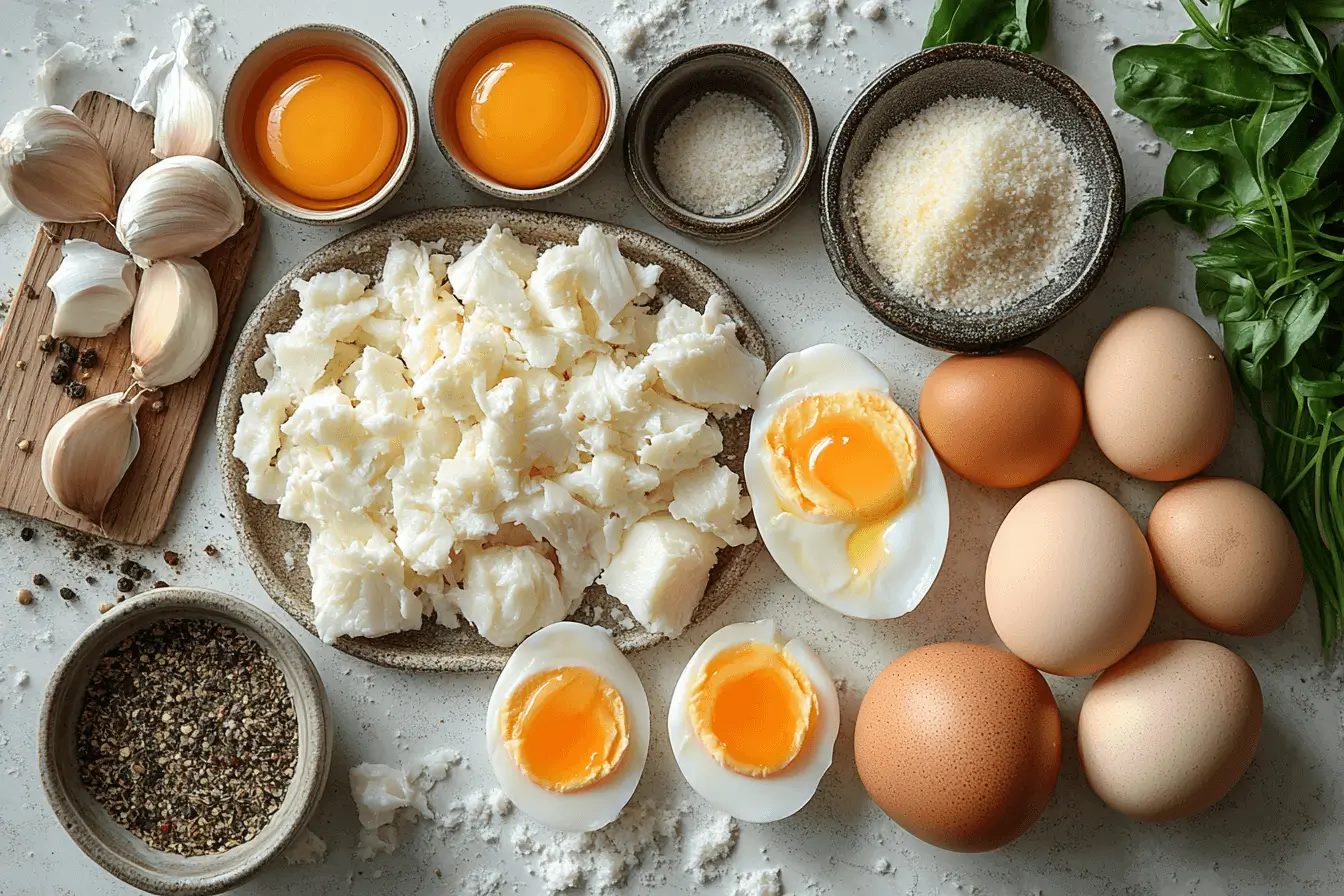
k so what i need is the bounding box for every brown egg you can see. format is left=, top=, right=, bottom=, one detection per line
left=1078, top=640, right=1262, bottom=821
left=1149, top=478, right=1303, bottom=636
left=918, top=349, right=1083, bottom=488
left=853, top=642, right=1061, bottom=852
left=1084, top=306, right=1234, bottom=481
left=985, top=479, right=1156, bottom=676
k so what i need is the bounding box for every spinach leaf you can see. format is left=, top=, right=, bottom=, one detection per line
left=1113, top=44, right=1308, bottom=127
left=1273, top=282, right=1330, bottom=367
left=1294, top=0, right=1344, bottom=20
left=1281, top=114, right=1343, bottom=199
left=1237, top=34, right=1317, bottom=74
left=921, top=0, right=1049, bottom=52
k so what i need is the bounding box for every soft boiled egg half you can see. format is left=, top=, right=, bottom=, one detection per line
left=744, top=344, right=949, bottom=618
left=486, top=622, right=650, bottom=832
left=668, top=620, right=839, bottom=823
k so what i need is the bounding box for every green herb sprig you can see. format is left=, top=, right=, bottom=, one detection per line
left=922, top=0, right=1051, bottom=52
left=1118, top=0, right=1344, bottom=653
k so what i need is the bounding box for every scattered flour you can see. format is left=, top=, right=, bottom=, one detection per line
left=511, top=801, right=684, bottom=893
left=283, top=827, right=328, bottom=865
left=439, top=788, right=513, bottom=843
left=766, top=1, right=828, bottom=47
left=13, top=669, right=29, bottom=688
left=349, top=747, right=461, bottom=859
left=462, top=869, right=505, bottom=896
left=728, top=868, right=784, bottom=896
left=604, top=0, right=691, bottom=69
left=686, top=812, right=739, bottom=883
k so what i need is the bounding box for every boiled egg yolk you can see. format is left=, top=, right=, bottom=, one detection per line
left=501, top=666, right=629, bottom=793
left=455, top=39, right=603, bottom=189
left=687, top=642, right=818, bottom=778
left=765, top=390, right=920, bottom=579
left=255, top=57, right=400, bottom=202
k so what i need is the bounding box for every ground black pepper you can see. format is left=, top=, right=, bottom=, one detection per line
left=32, top=573, right=47, bottom=587
left=75, top=619, right=299, bottom=856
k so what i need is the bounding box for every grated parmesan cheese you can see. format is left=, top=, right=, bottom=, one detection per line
left=853, top=95, right=1089, bottom=312
left=654, top=92, right=787, bottom=216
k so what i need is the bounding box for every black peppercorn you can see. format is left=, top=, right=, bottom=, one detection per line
left=77, top=348, right=98, bottom=368
left=59, top=587, right=77, bottom=600
left=37, top=334, right=55, bottom=354
left=117, top=577, right=134, bottom=593
left=57, top=341, right=77, bottom=364
left=20, top=526, right=33, bottom=542
left=65, top=381, right=86, bottom=400
left=32, top=573, right=48, bottom=587
left=50, top=361, right=71, bottom=385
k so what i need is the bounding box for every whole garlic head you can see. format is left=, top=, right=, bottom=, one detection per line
left=48, top=239, right=138, bottom=338
left=130, top=257, right=218, bottom=388
left=0, top=106, right=116, bottom=223
left=42, top=390, right=146, bottom=528
left=116, top=155, right=244, bottom=262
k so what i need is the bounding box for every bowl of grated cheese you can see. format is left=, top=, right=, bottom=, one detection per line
left=820, top=43, right=1124, bottom=354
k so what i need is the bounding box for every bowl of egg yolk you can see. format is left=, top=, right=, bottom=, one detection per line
left=220, top=25, right=418, bottom=224
left=429, top=5, right=620, bottom=201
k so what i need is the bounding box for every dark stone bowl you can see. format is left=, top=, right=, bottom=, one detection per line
left=820, top=43, right=1124, bottom=354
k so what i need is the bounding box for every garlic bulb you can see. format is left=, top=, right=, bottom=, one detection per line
left=48, top=239, right=138, bottom=338
left=130, top=257, right=218, bottom=388
left=0, top=106, right=116, bottom=223
left=42, top=389, right=146, bottom=528
left=115, top=155, right=244, bottom=262
left=140, top=18, right=218, bottom=159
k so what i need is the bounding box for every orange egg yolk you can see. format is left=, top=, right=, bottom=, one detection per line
left=255, top=57, right=400, bottom=202
left=687, top=642, right=818, bottom=777
left=766, top=390, right=921, bottom=579
left=501, top=666, right=629, bottom=793
left=455, top=39, right=604, bottom=189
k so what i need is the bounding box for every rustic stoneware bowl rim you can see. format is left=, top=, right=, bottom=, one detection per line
left=37, top=587, right=332, bottom=896
left=219, top=23, right=420, bottom=226
left=819, top=42, right=1125, bottom=354
left=428, top=5, right=621, bottom=201
left=624, top=42, right=819, bottom=243
left=216, top=206, right=769, bottom=673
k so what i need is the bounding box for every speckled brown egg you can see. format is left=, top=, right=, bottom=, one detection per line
left=1084, top=306, right=1234, bottom=481
left=853, top=642, right=1061, bottom=852
left=1148, top=477, right=1303, bottom=636
left=985, top=479, right=1156, bottom=676
left=1078, top=640, right=1262, bottom=821
left=918, top=349, right=1083, bottom=488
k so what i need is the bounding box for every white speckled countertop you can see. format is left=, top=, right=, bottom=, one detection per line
left=2, top=1, right=1341, bottom=894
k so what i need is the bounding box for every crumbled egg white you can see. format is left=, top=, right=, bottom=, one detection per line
left=235, top=224, right=765, bottom=645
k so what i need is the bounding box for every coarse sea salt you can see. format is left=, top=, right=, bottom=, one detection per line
left=654, top=92, right=787, bottom=217
left=728, top=868, right=784, bottom=896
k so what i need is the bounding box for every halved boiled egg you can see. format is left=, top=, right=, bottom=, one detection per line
left=486, top=622, right=650, bottom=832
left=744, top=344, right=949, bottom=618
left=668, top=620, right=839, bottom=823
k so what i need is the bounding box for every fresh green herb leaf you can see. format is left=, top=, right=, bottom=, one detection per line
left=1113, top=44, right=1308, bottom=128
left=1280, top=114, right=1342, bottom=199
left=921, top=0, right=1049, bottom=52
left=1237, top=34, right=1317, bottom=74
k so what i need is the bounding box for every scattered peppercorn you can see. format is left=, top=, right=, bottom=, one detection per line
left=77, top=348, right=98, bottom=368
left=37, top=334, right=55, bottom=353
left=17, top=589, right=33, bottom=606
left=119, top=559, right=148, bottom=580
left=98, top=602, right=113, bottom=614
left=57, top=341, right=77, bottom=364
left=32, top=573, right=48, bottom=587
left=65, top=381, right=86, bottom=400
left=59, top=587, right=77, bottom=601
left=15, top=359, right=26, bottom=371
left=153, top=581, right=168, bottom=589
left=151, top=399, right=167, bottom=414
left=50, top=361, right=71, bottom=385
left=163, top=550, right=179, bottom=566
left=85, top=575, right=96, bottom=586
left=17, top=438, right=32, bottom=453
left=93, top=544, right=111, bottom=561
left=116, top=577, right=134, bottom=593
left=20, top=526, right=33, bottom=542
left=203, top=544, right=219, bottom=557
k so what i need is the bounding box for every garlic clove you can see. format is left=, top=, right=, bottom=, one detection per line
left=41, top=389, right=145, bottom=528
left=0, top=106, right=116, bottom=224
left=48, top=239, right=138, bottom=338
left=150, top=19, right=218, bottom=160
left=130, top=257, right=218, bottom=388
left=115, top=155, right=244, bottom=262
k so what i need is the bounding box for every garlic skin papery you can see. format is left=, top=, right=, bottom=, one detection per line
left=0, top=106, right=116, bottom=223
left=41, top=389, right=146, bottom=528
left=48, top=239, right=138, bottom=338
left=115, top=155, right=244, bottom=262
left=134, top=18, right=218, bottom=160
left=130, top=257, right=218, bottom=389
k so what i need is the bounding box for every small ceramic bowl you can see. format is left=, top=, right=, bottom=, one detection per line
left=219, top=25, right=418, bottom=225
left=625, top=44, right=818, bottom=243
left=429, top=5, right=620, bottom=201
left=820, top=43, right=1124, bottom=354
left=38, top=588, right=332, bottom=896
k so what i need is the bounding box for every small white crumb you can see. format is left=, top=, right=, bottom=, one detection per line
left=462, top=869, right=503, bottom=896
left=687, top=813, right=739, bottom=883
left=13, top=669, right=29, bottom=688
left=115, top=33, right=136, bottom=47
left=1137, top=140, right=1162, bottom=156
left=727, top=868, right=783, bottom=896
left=1092, top=11, right=1104, bottom=21
left=1144, top=0, right=1161, bottom=8
left=858, top=0, right=886, bottom=19
left=283, top=827, right=327, bottom=865
left=1099, top=33, right=1120, bottom=49
left=283, top=550, right=296, bottom=570
left=873, top=857, right=892, bottom=874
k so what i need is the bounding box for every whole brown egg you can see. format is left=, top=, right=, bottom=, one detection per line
left=853, top=643, right=1061, bottom=852
left=918, top=349, right=1083, bottom=488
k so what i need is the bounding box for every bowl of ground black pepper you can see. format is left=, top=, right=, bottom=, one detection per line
left=38, top=588, right=331, bottom=895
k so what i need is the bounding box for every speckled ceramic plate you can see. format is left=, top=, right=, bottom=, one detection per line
left=217, top=207, right=771, bottom=672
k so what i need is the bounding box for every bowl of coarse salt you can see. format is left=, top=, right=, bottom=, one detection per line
left=820, top=43, right=1124, bottom=354
left=625, top=44, right=818, bottom=243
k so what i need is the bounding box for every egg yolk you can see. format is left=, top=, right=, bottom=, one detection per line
left=501, top=666, right=629, bottom=793
left=687, top=642, right=818, bottom=778
left=255, top=57, right=400, bottom=202
left=455, top=39, right=604, bottom=189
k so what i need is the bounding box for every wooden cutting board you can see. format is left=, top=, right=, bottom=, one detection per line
left=0, top=91, right=262, bottom=545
